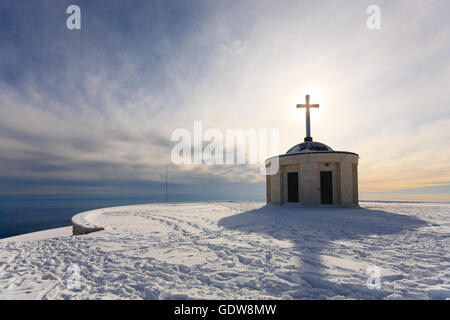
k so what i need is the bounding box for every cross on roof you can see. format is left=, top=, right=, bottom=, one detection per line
left=296, top=94, right=319, bottom=142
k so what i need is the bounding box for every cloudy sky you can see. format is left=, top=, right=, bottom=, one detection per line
left=0, top=0, right=449, bottom=202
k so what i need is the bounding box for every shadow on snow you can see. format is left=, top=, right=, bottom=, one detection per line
left=218, top=204, right=427, bottom=299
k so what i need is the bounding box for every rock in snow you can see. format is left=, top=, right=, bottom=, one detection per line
left=0, top=201, right=449, bottom=299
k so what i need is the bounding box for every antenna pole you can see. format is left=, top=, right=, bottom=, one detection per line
left=165, top=165, right=168, bottom=202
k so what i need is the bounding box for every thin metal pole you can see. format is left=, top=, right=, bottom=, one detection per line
left=165, top=165, right=168, bottom=202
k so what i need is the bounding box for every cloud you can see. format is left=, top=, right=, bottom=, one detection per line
left=0, top=0, right=449, bottom=201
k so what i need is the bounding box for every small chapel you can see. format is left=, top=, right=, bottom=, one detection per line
left=266, top=95, right=359, bottom=207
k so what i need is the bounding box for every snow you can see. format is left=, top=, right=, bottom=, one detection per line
left=0, top=227, right=72, bottom=243
left=0, top=201, right=449, bottom=299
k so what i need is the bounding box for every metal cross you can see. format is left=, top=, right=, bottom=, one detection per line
left=296, top=95, right=319, bottom=140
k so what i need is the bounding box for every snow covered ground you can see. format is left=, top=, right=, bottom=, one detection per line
left=0, top=201, right=448, bottom=299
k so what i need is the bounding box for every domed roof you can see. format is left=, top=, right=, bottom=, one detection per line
left=285, top=140, right=333, bottom=155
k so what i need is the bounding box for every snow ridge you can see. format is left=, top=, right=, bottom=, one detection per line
left=72, top=208, right=106, bottom=235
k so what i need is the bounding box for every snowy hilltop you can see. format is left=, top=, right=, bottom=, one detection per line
left=0, top=201, right=449, bottom=299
